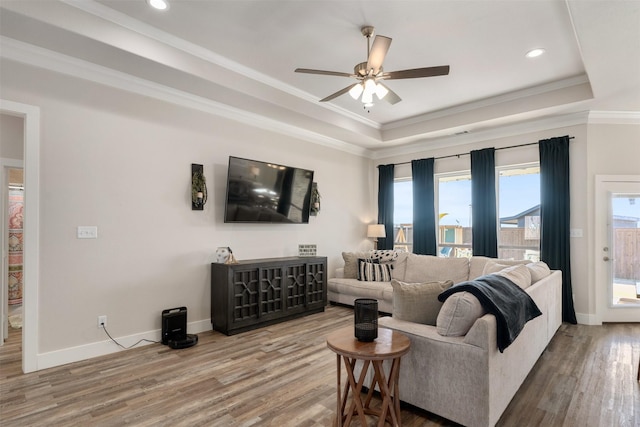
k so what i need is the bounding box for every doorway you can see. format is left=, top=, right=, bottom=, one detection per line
left=1, top=99, right=40, bottom=373
left=5, top=167, right=24, bottom=336
left=595, top=175, right=640, bottom=323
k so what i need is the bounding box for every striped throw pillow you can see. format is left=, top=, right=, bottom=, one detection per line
left=358, top=259, right=393, bottom=282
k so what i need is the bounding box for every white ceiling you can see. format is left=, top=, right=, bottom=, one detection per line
left=1, top=0, right=638, bottom=155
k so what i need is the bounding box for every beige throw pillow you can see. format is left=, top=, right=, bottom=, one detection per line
left=494, top=264, right=532, bottom=289
left=391, top=279, right=454, bottom=326
left=525, top=261, right=551, bottom=283
left=342, top=252, right=369, bottom=279
left=436, top=291, right=486, bottom=336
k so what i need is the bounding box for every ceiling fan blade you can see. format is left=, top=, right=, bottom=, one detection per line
left=367, top=35, right=392, bottom=74
left=295, top=68, right=354, bottom=78
left=378, top=82, right=402, bottom=105
left=320, top=84, right=359, bottom=102
left=383, top=65, right=450, bottom=80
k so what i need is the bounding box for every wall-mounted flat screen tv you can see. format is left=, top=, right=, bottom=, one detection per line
left=224, top=156, right=314, bottom=223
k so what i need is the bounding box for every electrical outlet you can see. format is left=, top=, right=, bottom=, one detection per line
left=98, top=315, right=107, bottom=329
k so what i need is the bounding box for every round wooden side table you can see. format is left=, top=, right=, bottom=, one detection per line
left=326, top=326, right=411, bottom=427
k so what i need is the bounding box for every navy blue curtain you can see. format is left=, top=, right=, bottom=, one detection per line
left=377, top=164, right=395, bottom=250
left=471, top=148, right=498, bottom=257
left=412, top=158, right=437, bottom=255
left=539, top=136, right=577, bottom=324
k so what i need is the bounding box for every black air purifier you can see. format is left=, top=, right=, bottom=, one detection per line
left=161, top=307, right=198, bottom=349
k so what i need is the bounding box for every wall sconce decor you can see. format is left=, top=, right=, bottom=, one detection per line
left=367, top=224, right=386, bottom=249
left=310, top=182, right=321, bottom=216
left=191, top=163, right=207, bottom=210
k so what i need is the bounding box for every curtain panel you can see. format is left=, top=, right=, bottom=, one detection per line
left=377, top=164, right=395, bottom=250
left=411, top=158, right=437, bottom=255
left=471, top=148, right=498, bottom=257
left=539, top=136, right=577, bottom=324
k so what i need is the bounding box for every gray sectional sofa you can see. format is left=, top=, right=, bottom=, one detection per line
left=328, top=251, right=563, bottom=427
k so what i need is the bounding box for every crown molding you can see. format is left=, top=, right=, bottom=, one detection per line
left=587, top=110, right=640, bottom=124
left=1, top=36, right=372, bottom=158
left=370, top=111, right=590, bottom=160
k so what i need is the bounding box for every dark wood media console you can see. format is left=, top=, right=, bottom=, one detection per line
left=210, top=256, right=327, bottom=335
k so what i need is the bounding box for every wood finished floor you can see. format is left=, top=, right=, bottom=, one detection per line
left=1, top=306, right=638, bottom=426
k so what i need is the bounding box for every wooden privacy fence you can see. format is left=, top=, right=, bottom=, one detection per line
left=614, top=228, right=640, bottom=281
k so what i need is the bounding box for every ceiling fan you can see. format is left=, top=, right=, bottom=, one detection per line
left=295, top=26, right=450, bottom=109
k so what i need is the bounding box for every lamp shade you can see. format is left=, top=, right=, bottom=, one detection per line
left=367, top=224, right=386, bottom=238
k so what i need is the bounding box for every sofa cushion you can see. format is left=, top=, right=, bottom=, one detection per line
left=471, top=257, right=531, bottom=280
left=342, top=252, right=370, bottom=279
left=328, top=278, right=390, bottom=300
left=436, top=291, right=486, bottom=336
left=391, top=251, right=410, bottom=280
left=483, top=263, right=532, bottom=289
left=369, top=249, right=400, bottom=263
left=403, top=254, right=470, bottom=284
left=525, top=261, right=551, bottom=283
left=358, top=259, right=393, bottom=282
left=391, top=279, right=454, bottom=326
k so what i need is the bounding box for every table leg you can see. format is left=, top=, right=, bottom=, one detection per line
left=373, top=360, right=396, bottom=427
left=389, top=357, right=402, bottom=426
left=335, top=354, right=342, bottom=427
left=343, top=357, right=370, bottom=427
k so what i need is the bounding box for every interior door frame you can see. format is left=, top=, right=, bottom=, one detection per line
left=594, top=174, right=640, bottom=324
left=0, top=99, right=40, bottom=373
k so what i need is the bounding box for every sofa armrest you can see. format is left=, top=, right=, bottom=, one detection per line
left=335, top=267, right=345, bottom=279
left=379, top=316, right=470, bottom=346
left=463, top=314, right=497, bottom=350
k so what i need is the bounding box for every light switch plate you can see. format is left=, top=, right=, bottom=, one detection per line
left=77, top=226, right=98, bottom=239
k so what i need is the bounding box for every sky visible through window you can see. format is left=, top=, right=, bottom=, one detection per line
left=396, top=176, right=640, bottom=227
left=395, top=173, right=543, bottom=226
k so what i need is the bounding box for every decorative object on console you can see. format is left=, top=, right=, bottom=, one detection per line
left=298, top=244, right=317, bottom=257
left=367, top=224, right=386, bottom=249
left=191, top=163, right=207, bottom=210
left=225, top=248, right=238, bottom=264
left=215, top=247, right=230, bottom=263
left=354, top=298, right=378, bottom=342
left=310, top=182, right=321, bottom=216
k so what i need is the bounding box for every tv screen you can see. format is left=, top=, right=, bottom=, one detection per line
left=224, top=156, right=314, bottom=223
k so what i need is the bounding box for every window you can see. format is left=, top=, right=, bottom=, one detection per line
left=394, top=180, right=413, bottom=252
left=393, top=164, right=541, bottom=261
left=437, top=173, right=472, bottom=258
left=497, top=165, right=540, bottom=260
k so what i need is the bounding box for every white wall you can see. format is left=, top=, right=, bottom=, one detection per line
left=0, top=60, right=373, bottom=363
left=585, top=123, right=640, bottom=323
left=0, top=113, right=24, bottom=160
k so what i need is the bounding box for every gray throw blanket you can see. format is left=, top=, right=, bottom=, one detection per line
left=438, top=275, right=542, bottom=352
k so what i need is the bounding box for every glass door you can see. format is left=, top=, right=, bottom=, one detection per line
left=595, top=176, right=640, bottom=323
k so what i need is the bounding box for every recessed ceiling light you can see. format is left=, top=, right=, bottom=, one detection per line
left=525, top=48, right=546, bottom=59
left=147, top=0, right=169, bottom=10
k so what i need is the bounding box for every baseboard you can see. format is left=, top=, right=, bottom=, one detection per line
left=575, top=312, right=600, bottom=325
left=36, top=318, right=212, bottom=371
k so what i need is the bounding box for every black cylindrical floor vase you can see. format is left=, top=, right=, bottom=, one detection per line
left=354, top=298, right=378, bottom=342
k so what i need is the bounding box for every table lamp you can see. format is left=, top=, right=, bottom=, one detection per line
left=367, top=224, right=386, bottom=250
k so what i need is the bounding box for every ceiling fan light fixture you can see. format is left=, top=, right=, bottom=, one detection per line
left=349, top=83, right=364, bottom=100
left=375, top=83, right=388, bottom=100
left=362, top=78, right=377, bottom=99
left=361, top=91, right=374, bottom=104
